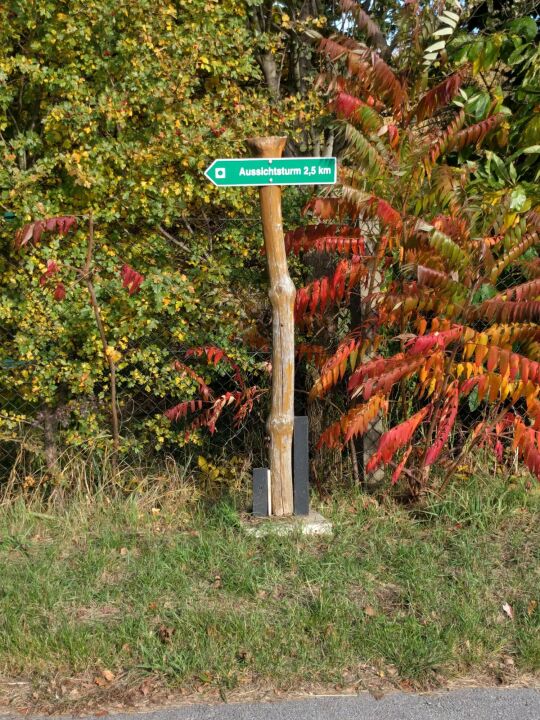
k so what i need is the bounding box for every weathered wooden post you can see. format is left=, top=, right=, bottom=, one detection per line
left=246, top=136, right=295, bottom=516
left=204, top=144, right=336, bottom=519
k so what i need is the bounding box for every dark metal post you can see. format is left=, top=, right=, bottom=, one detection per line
left=293, top=416, right=310, bottom=515
left=253, top=468, right=271, bottom=517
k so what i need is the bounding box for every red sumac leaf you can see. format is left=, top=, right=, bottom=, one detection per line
left=53, top=282, right=66, bottom=301
left=164, top=399, right=203, bottom=423
left=15, top=216, right=77, bottom=249
left=310, top=338, right=363, bottom=400
left=486, top=345, right=499, bottom=373
left=173, top=360, right=213, bottom=400
left=521, top=356, right=530, bottom=385
left=424, top=385, right=459, bottom=466
left=406, top=326, right=464, bottom=355
left=285, top=224, right=367, bottom=256
left=369, top=196, right=402, bottom=231
left=185, top=346, right=245, bottom=389
left=120, top=264, right=145, bottom=295
left=303, top=197, right=341, bottom=220
left=413, top=73, right=463, bottom=123
left=367, top=405, right=430, bottom=472
left=317, top=395, right=387, bottom=449
left=513, top=418, right=540, bottom=482
left=40, top=259, right=59, bottom=286
left=392, top=445, right=413, bottom=484
left=296, top=343, right=328, bottom=368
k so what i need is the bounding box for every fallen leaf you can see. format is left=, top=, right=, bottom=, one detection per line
left=102, top=669, right=115, bottom=683
left=119, top=547, right=128, bottom=556
left=527, top=600, right=537, bottom=616
left=364, top=605, right=376, bottom=617
left=157, top=625, right=175, bottom=644
left=502, top=602, right=514, bottom=620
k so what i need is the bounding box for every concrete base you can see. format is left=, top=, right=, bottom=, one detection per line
left=243, top=511, right=333, bottom=537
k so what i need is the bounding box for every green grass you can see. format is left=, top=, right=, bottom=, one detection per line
left=0, top=471, right=538, bottom=709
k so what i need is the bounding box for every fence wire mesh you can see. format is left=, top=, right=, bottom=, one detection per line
left=0, top=212, right=533, bottom=494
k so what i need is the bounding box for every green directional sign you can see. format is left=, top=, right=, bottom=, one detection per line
left=204, top=157, right=337, bottom=187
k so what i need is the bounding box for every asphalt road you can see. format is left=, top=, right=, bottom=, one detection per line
left=34, top=688, right=540, bottom=720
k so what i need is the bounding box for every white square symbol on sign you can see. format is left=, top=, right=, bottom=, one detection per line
left=215, top=168, right=226, bottom=179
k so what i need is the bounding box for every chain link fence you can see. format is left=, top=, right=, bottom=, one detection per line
left=0, top=338, right=275, bottom=496
left=0, top=211, right=534, bottom=496
left=0, top=212, right=272, bottom=494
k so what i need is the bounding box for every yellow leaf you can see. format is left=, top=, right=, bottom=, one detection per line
left=464, top=341, right=475, bottom=360
left=499, top=379, right=510, bottom=402
left=105, top=346, right=122, bottom=363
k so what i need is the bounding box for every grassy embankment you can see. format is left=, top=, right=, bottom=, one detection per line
left=0, top=468, right=538, bottom=713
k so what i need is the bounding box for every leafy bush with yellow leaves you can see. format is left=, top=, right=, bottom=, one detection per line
left=0, top=0, right=312, bottom=479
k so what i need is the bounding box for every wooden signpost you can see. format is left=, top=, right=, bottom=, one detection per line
left=205, top=137, right=337, bottom=516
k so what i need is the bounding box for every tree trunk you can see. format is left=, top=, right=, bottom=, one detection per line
left=350, top=240, right=385, bottom=492
left=259, top=52, right=281, bottom=99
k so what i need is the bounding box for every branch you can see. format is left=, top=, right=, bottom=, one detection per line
left=158, top=225, right=191, bottom=252
left=79, top=216, right=120, bottom=460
